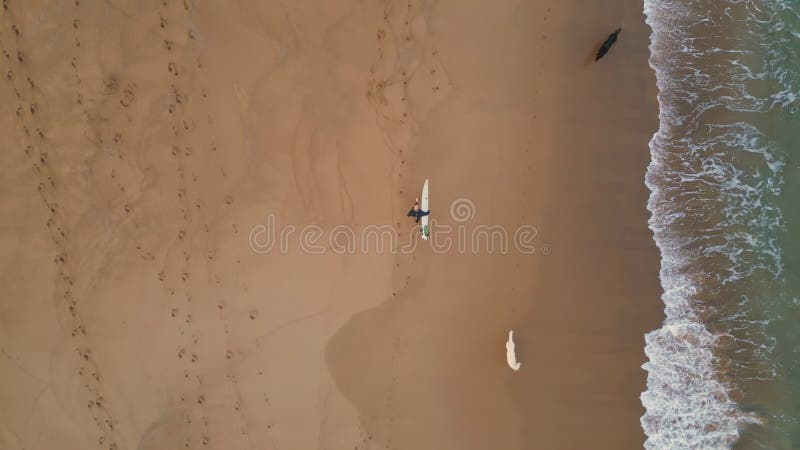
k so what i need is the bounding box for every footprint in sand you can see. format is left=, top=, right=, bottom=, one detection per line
left=120, top=83, right=135, bottom=107
left=173, top=87, right=188, bottom=103
left=78, top=348, right=91, bottom=361
left=103, top=76, right=119, bottom=94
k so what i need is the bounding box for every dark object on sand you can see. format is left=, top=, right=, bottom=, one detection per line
left=595, top=28, right=622, bottom=62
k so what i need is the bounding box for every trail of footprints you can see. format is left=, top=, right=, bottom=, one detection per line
left=1, top=2, right=125, bottom=449
left=155, top=1, right=268, bottom=448
left=370, top=0, right=451, bottom=236
left=1, top=0, right=270, bottom=448
left=159, top=2, right=212, bottom=447
left=362, top=1, right=449, bottom=449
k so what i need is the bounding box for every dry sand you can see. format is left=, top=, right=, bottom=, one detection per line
left=0, top=1, right=661, bottom=449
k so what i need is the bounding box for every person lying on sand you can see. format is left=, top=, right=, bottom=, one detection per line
left=407, top=197, right=430, bottom=223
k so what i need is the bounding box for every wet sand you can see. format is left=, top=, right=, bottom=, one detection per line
left=0, top=0, right=660, bottom=449
left=326, top=1, right=662, bottom=449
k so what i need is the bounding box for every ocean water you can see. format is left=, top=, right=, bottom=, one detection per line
left=641, top=0, right=800, bottom=449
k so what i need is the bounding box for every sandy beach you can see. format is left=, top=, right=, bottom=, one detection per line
left=0, top=1, right=661, bottom=449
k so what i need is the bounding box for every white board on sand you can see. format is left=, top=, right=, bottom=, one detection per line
left=420, top=179, right=430, bottom=240
left=506, top=330, right=521, bottom=371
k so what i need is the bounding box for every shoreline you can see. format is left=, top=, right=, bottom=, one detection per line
left=512, top=1, right=662, bottom=448
left=640, top=0, right=795, bottom=448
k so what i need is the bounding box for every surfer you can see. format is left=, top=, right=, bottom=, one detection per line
left=407, top=197, right=430, bottom=223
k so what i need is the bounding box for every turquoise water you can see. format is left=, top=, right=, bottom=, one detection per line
left=641, top=0, right=800, bottom=448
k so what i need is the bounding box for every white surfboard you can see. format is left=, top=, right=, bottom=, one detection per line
left=420, top=179, right=430, bottom=240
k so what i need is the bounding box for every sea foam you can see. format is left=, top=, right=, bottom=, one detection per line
left=640, top=0, right=787, bottom=448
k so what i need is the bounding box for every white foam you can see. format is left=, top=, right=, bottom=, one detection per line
left=640, top=0, right=785, bottom=448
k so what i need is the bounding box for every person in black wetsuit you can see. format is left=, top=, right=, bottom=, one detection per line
left=407, top=197, right=430, bottom=223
